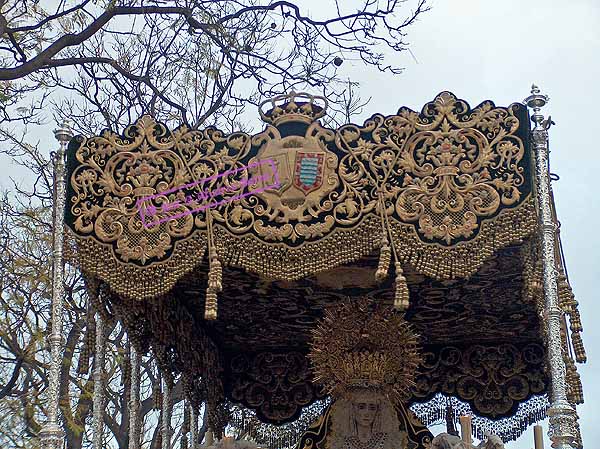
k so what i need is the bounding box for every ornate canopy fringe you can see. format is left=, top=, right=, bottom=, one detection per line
left=409, top=393, right=550, bottom=443
left=228, top=399, right=332, bottom=449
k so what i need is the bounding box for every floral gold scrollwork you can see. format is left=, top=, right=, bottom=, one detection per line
left=338, top=91, right=527, bottom=245
left=68, top=115, right=255, bottom=265
left=62, top=93, right=586, bottom=443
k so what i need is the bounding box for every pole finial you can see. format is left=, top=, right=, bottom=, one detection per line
left=54, top=120, right=73, bottom=144
left=524, top=83, right=549, bottom=127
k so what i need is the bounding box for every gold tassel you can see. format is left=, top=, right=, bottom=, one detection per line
left=205, top=290, right=218, bottom=320
left=205, top=248, right=222, bottom=320
left=572, top=333, right=586, bottom=364
left=77, top=304, right=95, bottom=374
left=77, top=325, right=91, bottom=374
left=566, top=357, right=584, bottom=404
left=205, top=205, right=222, bottom=321
left=394, top=262, right=410, bottom=311
left=558, top=274, right=587, bottom=363
left=211, top=254, right=222, bottom=293
left=376, top=242, right=391, bottom=283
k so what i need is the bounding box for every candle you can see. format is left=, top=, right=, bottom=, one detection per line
left=459, top=415, right=472, bottom=446
left=534, top=425, right=544, bottom=449
left=205, top=429, right=214, bottom=446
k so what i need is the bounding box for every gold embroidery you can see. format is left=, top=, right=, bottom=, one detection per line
left=66, top=92, right=535, bottom=299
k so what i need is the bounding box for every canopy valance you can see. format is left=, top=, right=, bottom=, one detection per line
left=66, top=92, right=535, bottom=297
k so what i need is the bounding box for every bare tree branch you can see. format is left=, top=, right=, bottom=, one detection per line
left=0, top=6, right=205, bottom=80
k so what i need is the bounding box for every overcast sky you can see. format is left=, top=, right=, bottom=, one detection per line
left=1, top=0, right=597, bottom=448
left=319, top=0, right=599, bottom=447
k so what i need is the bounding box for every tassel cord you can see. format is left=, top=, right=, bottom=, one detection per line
left=205, top=210, right=221, bottom=320
left=375, top=191, right=392, bottom=282
left=379, top=191, right=410, bottom=311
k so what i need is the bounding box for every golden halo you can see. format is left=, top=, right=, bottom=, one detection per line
left=309, top=297, right=422, bottom=404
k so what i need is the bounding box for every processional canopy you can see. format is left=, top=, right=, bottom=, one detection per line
left=63, top=91, right=585, bottom=446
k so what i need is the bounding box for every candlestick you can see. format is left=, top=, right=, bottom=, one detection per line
left=460, top=415, right=472, bottom=446
left=534, top=425, right=544, bottom=449
left=205, top=429, right=214, bottom=446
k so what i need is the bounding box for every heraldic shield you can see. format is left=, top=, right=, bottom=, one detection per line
left=294, top=152, right=325, bottom=193
left=249, top=131, right=338, bottom=223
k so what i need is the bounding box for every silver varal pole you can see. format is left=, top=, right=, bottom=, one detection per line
left=190, top=405, right=199, bottom=449
left=39, top=122, right=73, bottom=449
left=92, top=312, right=105, bottom=449
left=128, top=344, right=141, bottom=449
left=161, top=377, right=173, bottom=449
left=525, top=84, right=577, bottom=448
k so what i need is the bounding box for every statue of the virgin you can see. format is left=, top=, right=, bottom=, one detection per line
left=328, top=388, right=410, bottom=449
left=297, top=297, right=432, bottom=449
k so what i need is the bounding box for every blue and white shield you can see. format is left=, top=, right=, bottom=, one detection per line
left=293, top=152, right=324, bottom=193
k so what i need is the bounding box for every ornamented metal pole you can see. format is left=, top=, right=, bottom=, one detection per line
left=190, top=405, right=198, bottom=449
left=92, top=313, right=105, bottom=449
left=525, top=84, right=577, bottom=448
left=161, top=377, right=173, bottom=449
left=128, top=344, right=141, bottom=449
left=39, top=122, right=73, bottom=449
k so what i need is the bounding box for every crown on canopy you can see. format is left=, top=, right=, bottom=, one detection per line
left=259, top=91, right=328, bottom=125
left=309, top=297, right=422, bottom=404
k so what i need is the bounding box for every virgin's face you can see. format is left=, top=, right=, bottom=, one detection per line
left=354, top=398, right=379, bottom=428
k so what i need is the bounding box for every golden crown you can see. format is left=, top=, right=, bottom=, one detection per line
left=259, top=91, right=328, bottom=126
left=309, top=297, right=422, bottom=403
left=337, top=351, right=393, bottom=389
